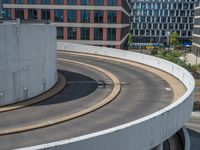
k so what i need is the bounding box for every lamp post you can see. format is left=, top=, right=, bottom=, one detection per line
left=196, top=48, right=199, bottom=65
left=166, top=31, right=171, bottom=51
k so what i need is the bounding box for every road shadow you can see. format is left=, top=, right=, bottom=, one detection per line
left=34, top=70, right=102, bottom=106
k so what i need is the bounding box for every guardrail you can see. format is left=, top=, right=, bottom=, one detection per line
left=17, top=42, right=195, bottom=150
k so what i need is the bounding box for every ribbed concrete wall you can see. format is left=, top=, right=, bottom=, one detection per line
left=0, top=23, right=57, bottom=106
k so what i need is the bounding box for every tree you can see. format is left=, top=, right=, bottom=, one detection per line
left=128, top=32, right=133, bottom=47
left=170, top=32, right=180, bottom=48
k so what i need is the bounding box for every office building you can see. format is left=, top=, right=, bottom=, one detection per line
left=130, top=0, right=198, bottom=45
left=2, top=0, right=130, bottom=49
left=193, top=1, right=200, bottom=56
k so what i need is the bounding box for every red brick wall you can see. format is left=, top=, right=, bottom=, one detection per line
left=50, top=0, right=54, bottom=22
left=7, top=0, right=130, bottom=48
left=11, top=0, right=15, bottom=19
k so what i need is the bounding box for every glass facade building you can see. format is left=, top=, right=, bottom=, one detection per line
left=193, top=1, right=200, bottom=56
left=130, top=0, right=198, bottom=45
left=2, top=0, right=130, bottom=49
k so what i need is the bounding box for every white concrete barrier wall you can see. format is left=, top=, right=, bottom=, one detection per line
left=0, top=23, right=57, bottom=106
left=18, top=42, right=195, bottom=150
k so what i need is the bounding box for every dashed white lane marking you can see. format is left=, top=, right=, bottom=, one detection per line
left=165, top=88, right=172, bottom=91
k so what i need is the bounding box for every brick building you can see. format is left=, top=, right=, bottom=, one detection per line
left=2, top=0, right=130, bottom=49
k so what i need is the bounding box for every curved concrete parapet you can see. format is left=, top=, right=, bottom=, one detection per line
left=0, top=23, right=57, bottom=106
left=18, top=42, right=195, bottom=150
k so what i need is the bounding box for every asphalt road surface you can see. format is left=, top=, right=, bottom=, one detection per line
left=0, top=53, right=173, bottom=149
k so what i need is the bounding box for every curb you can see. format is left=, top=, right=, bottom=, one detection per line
left=0, top=58, right=121, bottom=135
left=58, top=51, right=186, bottom=101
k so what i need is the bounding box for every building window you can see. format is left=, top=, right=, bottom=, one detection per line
left=28, top=9, right=37, bottom=20
left=68, top=0, right=76, bottom=5
left=15, top=9, right=24, bottom=19
left=81, top=0, right=90, bottom=5
left=108, top=0, right=117, bottom=6
left=68, top=27, right=77, bottom=40
left=81, top=10, right=90, bottom=23
left=3, top=8, right=11, bottom=19
left=28, top=0, right=37, bottom=4
left=15, top=0, right=24, bottom=4
left=94, top=10, right=103, bottom=23
left=54, top=0, right=63, bottom=5
left=3, top=0, right=11, bottom=4
left=107, top=28, right=116, bottom=41
left=94, top=28, right=103, bottom=40
left=81, top=28, right=90, bottom=40
left=94, top=0, right=104, bottom=5
left=54, top=9, right=64, bottom=22
left=41, top=9, right=50, bottom=20
left=41, top=0, right=50, bottom=4
left=68, top=10, right=76, bottom=22
left=57, top=27, right=64, bottom=39
left=108, top=11, right=116, bottom=23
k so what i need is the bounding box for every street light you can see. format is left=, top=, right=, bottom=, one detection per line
left=196, top=48, right=199, bottom=65
left=166, top=31, right=171, bottom=51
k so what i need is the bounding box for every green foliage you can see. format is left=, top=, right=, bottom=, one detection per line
left=156, top=50, right=187, bottom=68
left=196, top=80, right=200, bottom=87
left=153, top=49, right=200, bottom=79
left=128, top=33, right=133, bottom=45
left=151, top=49, right=158, bottom=56
left=170, top=32, right=180, bottom=46
left=190, top=64, right=200, bottom=72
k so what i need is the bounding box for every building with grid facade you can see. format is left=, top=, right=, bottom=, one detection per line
left=2, top=0, right=130, bottom=49
left=193, top=1, right=200, bottom=56
left=130, top=0, right=198, bottom=45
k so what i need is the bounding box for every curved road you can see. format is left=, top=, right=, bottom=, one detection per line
left=0, top=53, right=173, bottom=150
